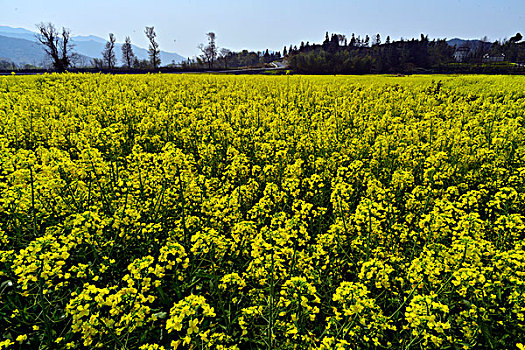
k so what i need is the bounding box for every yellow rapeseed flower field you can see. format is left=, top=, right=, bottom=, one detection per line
left=1, top=73, right=524, bottom=349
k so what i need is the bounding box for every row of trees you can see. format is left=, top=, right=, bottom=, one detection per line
left=93, top=28, right=160, bottom=70
left=34, top=22, right=280, bottom=72
left=187, top=32, right=281, bottom=69
left=94, top=30, right=280, bottom=70
left=286, top=32, right=525, bottom=74
left=35, top=23, right=162, bottom=71
left=184, top=47, right=281, bottom=70
left=33, top=23, right=524, bottom=74
left=286, top=33, right=454, bottom=74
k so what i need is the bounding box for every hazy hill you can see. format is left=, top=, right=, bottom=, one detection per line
left=0, top=26, right=38, bottom=42
left=0, top=35, right=47, bottom=66
left=0, top=25, right=184, bottom=67
left=446, top=38, right=489, bottom=49
left=73, top=35, right=107, bottom=44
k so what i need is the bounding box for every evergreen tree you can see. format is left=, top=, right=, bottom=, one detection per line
left=509, top=32, right=523, bottom=43
left=364, top=35, right=370, bottom=47
left=323, top=32, right=330, bottom=50
left=374, top=34, right=381, bottom=46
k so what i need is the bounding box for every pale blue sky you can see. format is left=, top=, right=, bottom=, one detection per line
left=2, top=0, right=524, bottom=57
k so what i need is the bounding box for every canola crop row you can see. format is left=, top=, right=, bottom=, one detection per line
left=0, top=74, right=525, bottom=349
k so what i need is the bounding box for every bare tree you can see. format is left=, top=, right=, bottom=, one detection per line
left=70, top=52, right=86, bottom=68
left=35, top=22, right=74, bottom=72
left=121, top=36, right=135, bottom=68
left=219, top=48, right=231, bottom=69
left=102, top=33, right=116, bottom=69
left=91, top=58, right=104, bottom=69
left=145, top=26, right=161, bottom=69
left=336, top=34, right=347, bottom=46
left=198, top=32, right=218, bottom=69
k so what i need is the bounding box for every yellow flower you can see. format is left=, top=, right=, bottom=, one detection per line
left=187, top=318, right=199, bottom=335
left=16, top=334, right=27, bottom=343
left=0, top=339, right=15, bottom=348
left=182, top=335, right=191, bottom=346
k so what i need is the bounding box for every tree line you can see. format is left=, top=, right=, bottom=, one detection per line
left=34, top=23, right=163, bottom=71
left=7, top=22, right=524, bottom=73
left=92, top=27, right=161, bottom=70
left=285, top=32, right=525, bottom=74
left=31, top=22, right=282, bottom=72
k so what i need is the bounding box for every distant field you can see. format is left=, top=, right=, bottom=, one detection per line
left=1, top=74, right=524, bottom=349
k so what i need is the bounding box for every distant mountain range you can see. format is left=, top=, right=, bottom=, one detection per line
left=0, top=25, right=184, bottom=67
left=446, top=38, right=494, bottom=50
left=0, top=35, right=48, bottom=66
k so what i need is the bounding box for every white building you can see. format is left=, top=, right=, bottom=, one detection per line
left=453, top=47, right=470, bottom=62
left=482, top=53, right=505, bottom=63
